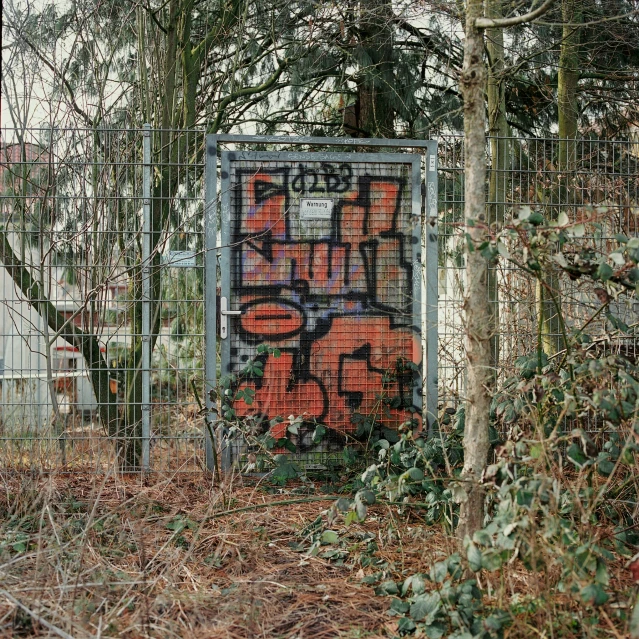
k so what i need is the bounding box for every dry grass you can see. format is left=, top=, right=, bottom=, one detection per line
left=0, top=470, right=634, bottom=638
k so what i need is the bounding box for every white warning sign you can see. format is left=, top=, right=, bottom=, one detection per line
left=299, top=198, right=334, bottom=220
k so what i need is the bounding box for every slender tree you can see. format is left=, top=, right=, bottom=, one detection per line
left=457, top=0, right=556, bottom=542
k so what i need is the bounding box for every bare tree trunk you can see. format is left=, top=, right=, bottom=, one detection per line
left=457, top=0, right=493, bottom=543
left=558, top=0, right=581, bottom=172
left=357, top=0, right=395, bottom=137
left=538, top=0, right=580, bottom=357
left=486, top=0, right=509, bottom=382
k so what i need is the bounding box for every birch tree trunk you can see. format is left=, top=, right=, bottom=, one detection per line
left=457, top=0, right=493, bottom=542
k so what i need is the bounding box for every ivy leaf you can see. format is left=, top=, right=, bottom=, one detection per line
left=569, top=223, right=586, bottom=238
left=430, top=561, right=448, bottom=583
left=528, top=212, right=544, bottom=225
left=276, top=438, right=297, bottom=453
left=630, top=594, right=639, bottom=638
left=272, top=458, right=298, bottom=480
left=597, top=262, right=613, bottom=281
left=580, top=583, right=609, bottom=606
left=402, top=574, right=426, bottom=596
left=467, top=542, right=483, bottom=573
left=390, top=598, right=410, bottom=614
left=410, top=592, right=440, bottom=621
left=312, top=424, right=327, bottom=444
left=424, top=622, right=446, bottom=639
left=397, top=617, right=416, bottom=634
left=375, top=580, right=399, bottom=596
left=597, top=459, right=615, bottom=477
left=481, top=549, right=504, bottom=571
left=321, top=530, right=339, bottom=544
left=358, top=490, right=376, bottom=505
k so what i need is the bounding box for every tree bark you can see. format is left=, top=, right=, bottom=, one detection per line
left=357, top=0, right=395, bottom=137
left=538, top=0, right=580, bottom=357
left=457, top=0, right=492, bottom=543
left=486, top=0, right=509, bottom=381
left=557, top=0, right=581, bottom=172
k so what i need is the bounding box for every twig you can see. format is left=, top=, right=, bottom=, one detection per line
left=201, top=494, right=452, bottom=523
left=0, top=588, right=75, bottom=639
left=201, top=496, right=343, bottom=522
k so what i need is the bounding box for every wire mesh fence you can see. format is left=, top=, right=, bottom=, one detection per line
left=0, top=128, right=637, bottom=472
left=0, top=127, right=207, bottom=472
left=437, top=134, right=639, bottom=420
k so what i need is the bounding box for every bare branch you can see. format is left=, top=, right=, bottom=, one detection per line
left=476, top=0, right=556, bottom=29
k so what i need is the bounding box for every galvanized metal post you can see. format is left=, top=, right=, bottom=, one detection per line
left=204, top=135, right=218, bottom=471
left=425, top=142, right=439, bottom=437
left=141, top=124, right=152, bottom=470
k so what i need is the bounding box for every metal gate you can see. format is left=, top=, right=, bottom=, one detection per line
left=205, top=137, right=438, bottom=469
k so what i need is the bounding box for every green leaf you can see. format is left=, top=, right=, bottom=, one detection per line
left=597, top=262, right=614, bottom=281
left=529, top=444, right=542, bottom=459
left=481, top=549, right=504, bottom=571
left=375, top=580, right=399, bottom=596
left=397, top=617, right=416, bottom=634
left=607, top=313, right=631, bottom=333
left=597, top=459, right=615, bottom=477
left=430, top=561, right=448, bottom=583
left=570, top=223, right=586, bottom=238
left=424, top=622, right=445, bottom=639
left=580, top=583, right=609, bottom=606
left=355, top=500, right=368, bottom=520
left=276, top=438, right=297, bottom=453
left=358, top=490, right=376, bottom=505
left=518, top=206, right=531, bottom=221
left=344, top=511, right=361, bottom=526
left=595, top=559, right=609, bottom=586
left=528, top=212, right=544, bottom=225
left=390, top=598, right=410, bottom=614
left=312, top=424, right=327, bottom=444
left=166, top=517, right=186, bottom=533
left=402, top=574, right=426, bottom=596
left=567, top=443, right=588, bottom=467
left=630, top=593, right=639, bottom=638
left=321, top=530, right=339, bottom=544
left=407, top=467, right=424, bottom=481
left=272, top=459, right=298, bottom=480
left=467, top=542, right=483, bottom=572
left=410, top=593, right=440, bottom=621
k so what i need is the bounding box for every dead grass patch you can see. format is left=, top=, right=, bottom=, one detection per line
left=0, top=471, right=633, bottom=638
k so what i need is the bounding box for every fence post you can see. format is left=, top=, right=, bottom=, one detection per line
left=425, top=141, right=439, bottom=437
left=141, top=124, right=152, bottom=471
left=204, top=135, right=218, bottom=472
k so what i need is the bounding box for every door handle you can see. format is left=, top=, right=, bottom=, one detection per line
left=220, top=296, right=242, bottom=339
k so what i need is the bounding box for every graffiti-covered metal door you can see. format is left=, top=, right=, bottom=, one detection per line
left=219, top=151, right=423, bottom=445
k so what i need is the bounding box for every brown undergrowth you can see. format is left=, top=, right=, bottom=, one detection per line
left=0, top=470, right=633, bottom=638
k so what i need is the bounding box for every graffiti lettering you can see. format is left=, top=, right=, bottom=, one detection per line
left=226, top=158, right=421, bottom=436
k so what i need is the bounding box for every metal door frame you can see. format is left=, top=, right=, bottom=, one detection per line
left=204, top=135, right=438, bottom=471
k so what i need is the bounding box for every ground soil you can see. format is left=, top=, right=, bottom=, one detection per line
left=0, top=471, right=634, bottom=638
